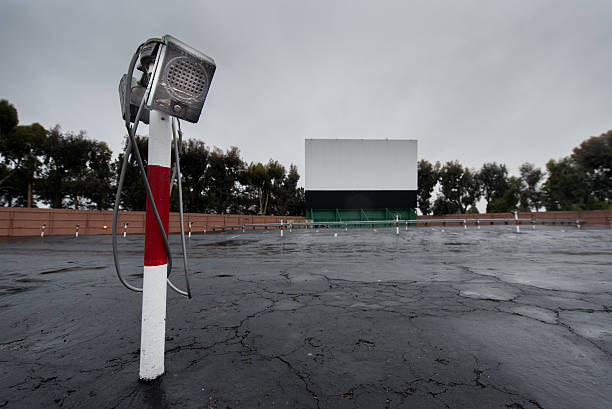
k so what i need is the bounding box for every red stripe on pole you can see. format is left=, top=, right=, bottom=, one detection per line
left=144, top=165, right=171, bottom=267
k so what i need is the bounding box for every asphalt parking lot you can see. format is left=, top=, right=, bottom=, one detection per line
left=1, top=226, right=611, bottom=408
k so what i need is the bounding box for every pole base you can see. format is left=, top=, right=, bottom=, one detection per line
left=139, top=373, right=164, bottom=383
left=139, top=263, right=167, bottom=381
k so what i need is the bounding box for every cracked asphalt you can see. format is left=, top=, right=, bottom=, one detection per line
left=1, top=226, right=611, bottom=408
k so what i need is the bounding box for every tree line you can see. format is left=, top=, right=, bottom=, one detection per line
left=0, top=99, right=304, bottom=215
left=417, top=131, right=611, bottom=215
left=2, top=99, right=610, bottom=215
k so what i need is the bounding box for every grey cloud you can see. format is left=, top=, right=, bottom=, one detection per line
left=1, top=0, right=611, bottom=186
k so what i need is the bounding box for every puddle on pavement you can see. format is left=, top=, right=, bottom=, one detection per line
left=456, top=283, right=519, bottom=301
left=14, top=278, right=47, bottom=283
left=0, top=286, right=34, bottom=295
left=197, top=239, right=257, bottom=247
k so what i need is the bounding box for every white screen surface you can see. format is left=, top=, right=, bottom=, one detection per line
left=305, top=139, right=417, bottom=191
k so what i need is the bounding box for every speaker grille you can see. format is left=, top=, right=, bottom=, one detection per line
left=165, top=57, right=208, bottom=100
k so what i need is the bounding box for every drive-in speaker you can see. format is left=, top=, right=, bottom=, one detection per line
left=146, top=35, right=216, bottom=123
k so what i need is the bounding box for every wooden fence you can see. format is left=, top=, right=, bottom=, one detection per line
left=418, top=209, right=612, bottom=226
left=1, top=207, right=610, bottom=237
left=0, top=207, right=306, bottom=237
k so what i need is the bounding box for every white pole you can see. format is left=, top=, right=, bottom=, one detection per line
left=188, top=221, right=192, bottom=238
left=476, top=219, right=480, bottom=230
left=396, top=214, right=399, bottom=235
left=532, top=219, right=536, bottom=230
left=75, top=224, right=79, bottom=238
left=139, top=109, right=171, bottom=381
left=405, top=219, right=408, bottom=231
left=576, top=219, right=581, bottom=229
left=289, top=224, right=292, bottom=233
left=280, top=219, right=284, bottom=237
left=514, top=211, right=520, bottom=233
left=463, top=219, right=467, bottom=230
left=41, top=224, right=46, bottom=238
left=123, top=222, right=128, bottom=238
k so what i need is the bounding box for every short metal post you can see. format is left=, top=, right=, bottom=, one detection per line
left=242, top=225, right=245, bottom=233
left=514, top=211, right=520, bottom=233
left=75, top=224, right=80, bottom=238
left=123, top=222, right=128, bottom=238
left=396, top=214, right=399, bottom=235
left=188, top=221, right=193, bottom=238
left=405, top=219, right=408, bottom=231
left=463, top=219, right=467, bottom=230
left=41, top=223, right=46, bottom=238
left=476, top=219, right=480, bottom=230
left=532, top=219, right=536, bottom=230
left=575, top=219, right=581, bottom=229
left=280, top=219, right=284, bottom=237
left=203, top=225, right=206, bottom=234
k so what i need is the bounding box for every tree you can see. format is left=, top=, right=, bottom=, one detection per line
left=572, top=130, right=612, bottom=203
left=64, top=134, right=97, bottom=209
left=477, top=162, right=509, bottom=212
left=286, top=187, right=305, bottom=216
left=0, top=163, right=9, bottom=202
left=113, top=135, right=148, bottom=211
left=275, top=164, right=301, bottom=216
left=1, top=99, right=305, bottom=214
left=35, top=126, right=66, bottom=208
left=433, top=161, right=463, bottom=215
left=171, top=139, right=209, bottom=213
left=432, top=196, right=460, bottom=215
left=0, top=123, right=46, bottom=207
left=417, top=160, right=439, bottom=215
left=488, top=176, right=521, bottom=212
left=37, top=127, right=113, bottom=209
left=242, top=160, right=286, bottom=215
left=433, top=161, right=480, bottom=215
left=459, top=167, right=481, bottom=214
left=542, top=157, right=589, bottom=210
left=0, top=100, right=47, bottom=207
left=518, top=162, right=544, bottom=211
left=236, top=163, right=260, bottom=214
left=265, top=160, right=286, bottom=215
left=81, top=140, right=113, bottom=210
left=0, top=100, right=18, bottom=139
left=205, top=146, right=244, bottom=214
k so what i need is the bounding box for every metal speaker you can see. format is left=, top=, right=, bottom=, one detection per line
left=119, top=74, right=150, bottom=124
left=146, top=35, right=216, bottom=123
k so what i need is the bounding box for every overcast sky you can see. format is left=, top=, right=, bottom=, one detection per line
left=2, top=0, right=611, bottom=188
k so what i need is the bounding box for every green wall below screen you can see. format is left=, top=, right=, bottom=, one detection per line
left=306, top=208, right=416, bottom=226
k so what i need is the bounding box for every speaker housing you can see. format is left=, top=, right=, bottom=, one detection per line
left=146, top=35, right=216, bottom=123
left=118, top=74, right=150, bottom=124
